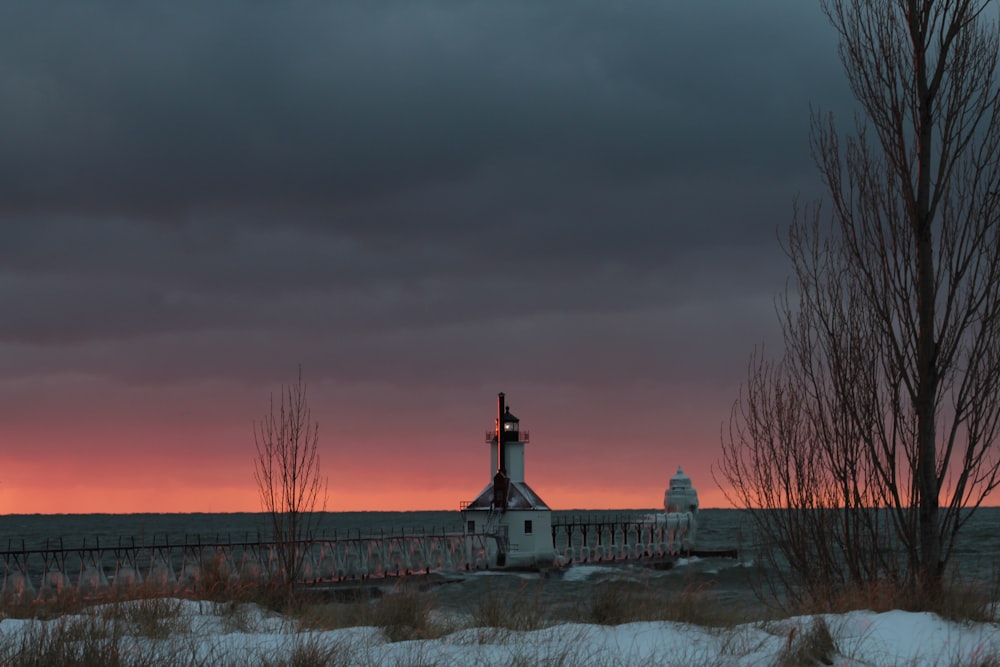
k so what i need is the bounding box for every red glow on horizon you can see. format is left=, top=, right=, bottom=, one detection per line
left=0, top=420, right=740, bottom=514
left=0, top=473, right=741, bottom=515
left=5, top=466, right=991, bottom=515
left=9, top=379, right=999, bottom=515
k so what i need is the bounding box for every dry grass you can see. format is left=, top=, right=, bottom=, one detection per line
left=294, top=599, right=374, bottom=631
left=262, top=633, right=359, bottom=667
left=292, top=580, right=454, bottom=643
left=576, top=578, right=751, bottom=628
left=788, top=574, right=1000, bottom=624
left=582, top=582, right=645, bottom=626
left=0, top=612, right=168, bottom=667
left=947, top=657, right=1000, bottom=667
left=99, top=596, right=188, bottom=639
left=371, top=583, right=440, bottom=642
left=4, top=569, right=997, bottom=630
left=3, top=568, right=1000, bottom=666
left=776, top=616, right=837, bottom=667
left=469, top=581, right=551, bottom=632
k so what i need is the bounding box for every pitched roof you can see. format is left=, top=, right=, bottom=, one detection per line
left=464, top=481, right=551, bottom=511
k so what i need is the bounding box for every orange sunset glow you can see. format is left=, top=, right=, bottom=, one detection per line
left=0, top=379, right=737, bottom=514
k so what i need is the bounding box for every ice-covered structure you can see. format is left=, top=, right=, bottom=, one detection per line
left=663, top=465, right=698, bottom=550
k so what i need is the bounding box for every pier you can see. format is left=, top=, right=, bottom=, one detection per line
left=551, top=514, right=696, bottom=564
left=0, top=528, right=497, bottom=600
left=0, top=514, right=735, bottom=600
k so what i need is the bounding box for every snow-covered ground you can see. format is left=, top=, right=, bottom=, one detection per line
left=1, top=598, right=998, bottom=666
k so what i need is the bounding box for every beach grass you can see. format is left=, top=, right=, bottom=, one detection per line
left=781, top=573, right=1000, bottom=624
left=1, top=573, right=999, bottom=666
left=574, top=579, right=746, bottom=628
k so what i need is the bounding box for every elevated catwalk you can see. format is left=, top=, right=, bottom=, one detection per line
left=0, top=516, right=734, bottom=600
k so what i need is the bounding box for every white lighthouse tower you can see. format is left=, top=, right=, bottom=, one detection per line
left=461, top=393, right=555, bottom=568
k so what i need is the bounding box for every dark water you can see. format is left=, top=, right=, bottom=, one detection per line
left=1, top=508, right=997, bottom=617
left=0, top=509, right=741, bottom=552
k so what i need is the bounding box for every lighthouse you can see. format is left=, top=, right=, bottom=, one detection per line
left=461, top=393, right=555, bottom=569
left=663, top=465, right=699, bottom=550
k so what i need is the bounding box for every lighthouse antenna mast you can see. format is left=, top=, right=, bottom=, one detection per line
left=497, top=392, right=506, bottom=475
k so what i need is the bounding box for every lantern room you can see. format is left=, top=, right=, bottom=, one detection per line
left=486, top=392, right=530, bottom=482
left=500, top=406, right=519, bottom=441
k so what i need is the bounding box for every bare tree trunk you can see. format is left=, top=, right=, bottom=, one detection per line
left=718, top=0, right=1000, bottom=603
left=906, top=0, right=941, bottom=589
left=253, top=367, right=328, bottom=589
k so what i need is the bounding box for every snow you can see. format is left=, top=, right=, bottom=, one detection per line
left=560, top=564, right=614, bottom=582
left=2, top=599, right=999, bottom=666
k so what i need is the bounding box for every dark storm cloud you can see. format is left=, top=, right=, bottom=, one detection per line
left=0, top=1, right=847, bottom=388
left=0, top=2, right=839, bottom=214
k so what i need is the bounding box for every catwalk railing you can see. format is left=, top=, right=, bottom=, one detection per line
left=0, top=514, right=712, bottom=600
left=0, top=529, right=499, bottom=600
left=551, top=514, right=696, bottom=563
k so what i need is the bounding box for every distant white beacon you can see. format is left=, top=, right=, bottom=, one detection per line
left=663, top=465, right=698, bottom=551
left=664, top=466, right=699, bottom=515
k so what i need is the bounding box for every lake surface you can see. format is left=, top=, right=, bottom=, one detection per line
left=0, top=509, right=741, bottom=551
left=1, top=508, right=997, bottom=617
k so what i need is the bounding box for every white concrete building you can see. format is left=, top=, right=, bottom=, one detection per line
left=461, top=393, right=556, bottom=569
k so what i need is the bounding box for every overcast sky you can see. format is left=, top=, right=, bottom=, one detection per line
left=0, top=1, right=855, bottom=513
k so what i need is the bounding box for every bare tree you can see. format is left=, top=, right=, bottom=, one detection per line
left=718, top=0, right=1000, bottom=600
left=253, top=367, right=328, bottom=587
